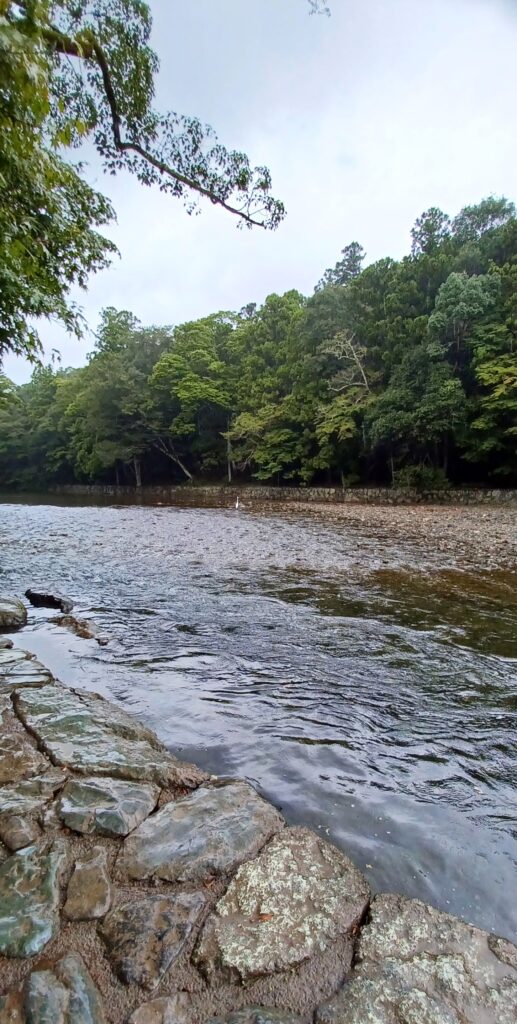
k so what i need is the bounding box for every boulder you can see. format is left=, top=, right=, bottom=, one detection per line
left=0, top=598, right=27, bottom=630
left=99, top=892, right=206, bottom=990
left=194, top=827, right=370, bottom=983
left=0, top=712, right=49, bottom=784
left=315, top=893, right=517, bottom=1024
left=64, top=846, right=112, bottom=921
left=13, top=684, right=207, bottom=789
left=0, top=841, right=67, bottom=957
left=25, top=588, right=73, bottom=613
left=23, top=969, right=69, bottom=1022
left=0, top=812, right=42, bottom=851
left=117, top=781, right=284, bottom=885
left=24, top=952, right=106, bottom=1023
left=57, top=776, right=159, bottom=837
left=0, top=647, right=53, bottom=693
left=0, top=767, right=67, bottom=816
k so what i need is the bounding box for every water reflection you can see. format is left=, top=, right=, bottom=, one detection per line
left=0, top=497, right=516, bottom=940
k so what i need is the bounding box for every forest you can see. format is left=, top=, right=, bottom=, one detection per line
left=1, top=196, right=517, bottom=491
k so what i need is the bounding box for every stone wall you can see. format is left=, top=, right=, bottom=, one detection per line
left=52, top=483, right=517, bottom=506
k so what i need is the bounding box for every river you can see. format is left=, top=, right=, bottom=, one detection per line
left=1, top=495, right=516, bottom=940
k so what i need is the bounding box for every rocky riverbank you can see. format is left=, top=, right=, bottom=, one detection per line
left=1, top=599, right=516, bottom=1023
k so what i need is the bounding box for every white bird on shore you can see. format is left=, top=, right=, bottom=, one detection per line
left=235, top=496, right=240, bottom=510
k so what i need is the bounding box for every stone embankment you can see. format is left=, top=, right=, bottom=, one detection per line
left=0, top=598, right=516, bottom=1023
left=53, top=483, right=517, bottom=507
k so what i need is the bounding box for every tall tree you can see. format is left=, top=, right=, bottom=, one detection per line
left=315, top=242, right=366, bottom=291
left=411, top=208, right=451, bottom=256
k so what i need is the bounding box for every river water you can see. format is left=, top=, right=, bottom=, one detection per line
left=1, top=496, right=516, bottom=940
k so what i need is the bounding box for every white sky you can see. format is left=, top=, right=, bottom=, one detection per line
left=5, top=0, right=517, bottom=383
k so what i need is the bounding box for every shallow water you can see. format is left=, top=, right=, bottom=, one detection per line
left=1, top=496, right=516, bottom=940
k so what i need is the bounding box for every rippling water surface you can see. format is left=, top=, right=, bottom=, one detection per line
left=1, top=496, right=516, bottom=939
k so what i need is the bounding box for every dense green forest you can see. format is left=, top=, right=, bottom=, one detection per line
left=1, top=196, right=517, bottom=490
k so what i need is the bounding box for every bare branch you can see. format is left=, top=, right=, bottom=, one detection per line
left=322, top=330, right=371, bottom=393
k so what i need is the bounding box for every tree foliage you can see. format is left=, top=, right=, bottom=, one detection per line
left=2, top=196, right=517, bottom=490
left=1, top=1, right=321, bottom=361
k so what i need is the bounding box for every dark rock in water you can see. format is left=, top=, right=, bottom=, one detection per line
left=0, top=598, right=27, bottom=630
left=50, top=614, right=108, bottom=645
left=99, top=892, right=206, bottom=990
left=117, top=780, right=285, bottom=885
left=24, top=952, right=106, bottom=1023
left=25, top=588, right=73, bottom=613
left=194, top=826, right=370, bottom=983
left=0, top=638, right=13, bottom=649
left=315, top=892, right=517, bottom=1024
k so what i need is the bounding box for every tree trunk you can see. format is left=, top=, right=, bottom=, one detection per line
left=151, top=440, right=193, bottom=481
left=115, top=463, right=120, bottom=486
left=133, top=457, right=142, bottom=488
left=390, top=451, right=395, bottom=486
left=173, top=455, right=193, bottom=482
left=443, top=436, right=449, bottom=476
left=227, top=418, right=232, bottom=483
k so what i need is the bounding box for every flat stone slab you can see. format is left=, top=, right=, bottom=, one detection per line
left=0, top=841, right=67, bottom=957
left=0, top=648, right=53, bottom=692
left=66, top=688, right=162, bottom=749
left=24, top=952, right=106, bottom=1023
left=57, top=776, right=159, bottom=837
left=316, top=893, right=517, bottom=1024
left=0, top=768, right=67, bottom=816
left=64, top=846, right=112, bottom=920
left=99, top=892, right=206, bottom=990
left=117, top=781, right=285, bottom=885
left=128, top=993, right=192, bottom=1023
left=194, top=827, right=370, bottom=983
left=0, top=598, right=27, bottom=629
left=0, top=713, right=48, bottom=785
left=117, top=778, right=282, bottom=884
left=13, top=684, right=207, bottom=789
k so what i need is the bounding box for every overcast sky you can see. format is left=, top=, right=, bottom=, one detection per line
left=5, top=0, right=517, bottom=383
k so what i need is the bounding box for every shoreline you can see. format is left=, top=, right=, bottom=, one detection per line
left=0, top=609, right=516, bottom=1022
left=48, top=482, right=517, bottom=507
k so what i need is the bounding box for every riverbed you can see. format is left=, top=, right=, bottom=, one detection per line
left=1, top=495, right=516, bottom=940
